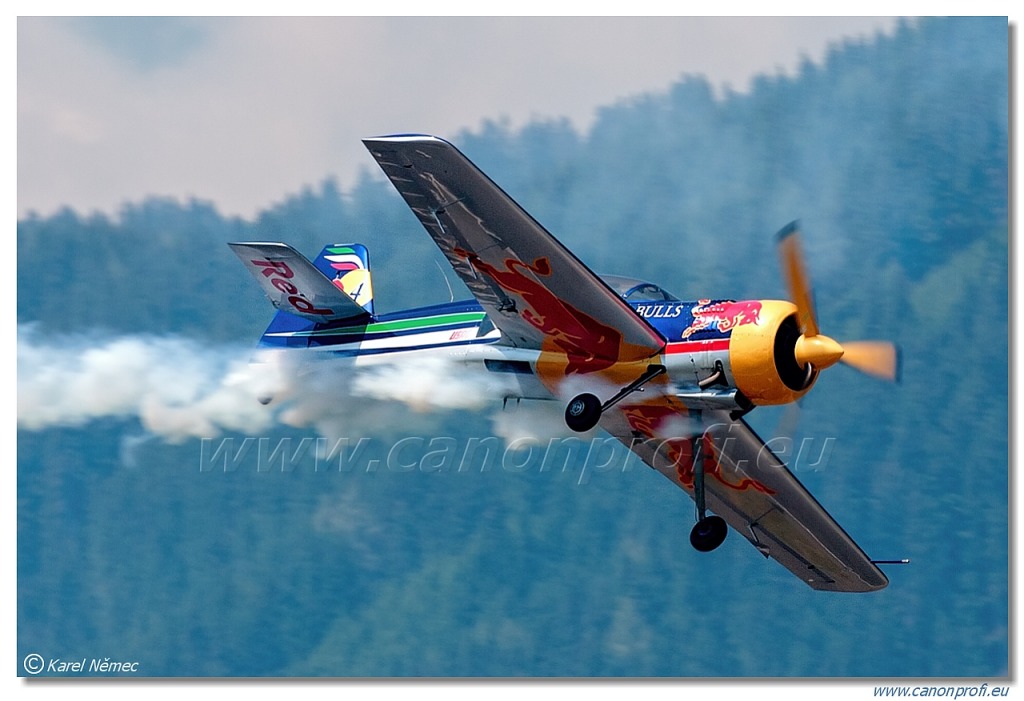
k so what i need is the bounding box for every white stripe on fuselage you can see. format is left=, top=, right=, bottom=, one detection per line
left=276, top=326, right=732, bottom=404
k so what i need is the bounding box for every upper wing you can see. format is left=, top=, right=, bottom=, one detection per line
left=599, top=394, right=888, bottom=592
left=363, top=135, right=664, bottom=372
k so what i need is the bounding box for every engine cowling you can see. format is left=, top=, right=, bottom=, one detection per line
left=728, top=299, right=816, bottom=406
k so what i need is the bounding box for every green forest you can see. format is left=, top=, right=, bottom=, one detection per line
left=17, top=17, right=1008, bottom=677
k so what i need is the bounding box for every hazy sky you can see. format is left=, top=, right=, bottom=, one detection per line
left=17, top=16, right=906, bottom=220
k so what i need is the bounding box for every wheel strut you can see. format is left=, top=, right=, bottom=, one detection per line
left=687, top=410, right=727, bottom=552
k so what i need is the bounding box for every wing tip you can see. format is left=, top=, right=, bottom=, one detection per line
left=362, top=133, right=449, bottom=146
left=775, top=219, right=801, bottom=243
left=808, top=573, right=889, bottom=593
left=228, top=241, right=287, bottom=248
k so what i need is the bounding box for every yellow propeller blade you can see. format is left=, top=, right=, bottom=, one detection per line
left=776, top=221, right=900, bottom=385
left=777, top=221, right=820, bottom=337
left=841, top=341, right=901, bottom=382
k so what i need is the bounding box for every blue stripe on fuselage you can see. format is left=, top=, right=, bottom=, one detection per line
left=258, top=299, right=486, bottom=349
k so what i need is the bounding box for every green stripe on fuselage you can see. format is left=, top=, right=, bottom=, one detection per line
left=268, top=311, right=486, bottom=338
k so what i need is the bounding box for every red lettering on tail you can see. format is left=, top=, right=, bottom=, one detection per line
left=252, top=259, right=294, bottom=279
left=252, top=258, right=332, bottom=316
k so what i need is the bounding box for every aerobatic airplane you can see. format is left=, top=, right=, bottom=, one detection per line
left=230, top=135, right=901, bottom=593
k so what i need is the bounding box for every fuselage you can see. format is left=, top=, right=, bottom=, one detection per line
left=254, top=272, right=807, bottom=413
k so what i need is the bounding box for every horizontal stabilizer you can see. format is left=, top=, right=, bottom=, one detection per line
left=229, top=242, right=371, bottom=324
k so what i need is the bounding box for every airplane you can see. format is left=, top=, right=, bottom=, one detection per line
left=230, top=134, right=902, bottom=593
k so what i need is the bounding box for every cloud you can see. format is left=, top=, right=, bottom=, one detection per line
left=69, top=17, right=212, bottom=72
left=18, top=17, right=899, bottom=219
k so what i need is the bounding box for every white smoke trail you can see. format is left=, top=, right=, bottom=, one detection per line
left=271, top=351, right=515, bottom=444
left=17, top=326, right=283, bottom=441
left=350, top=354, right=507, bottom=411
left=489, top=398, right=595, bottom=446
left=17, top=326, right=560, bottom=445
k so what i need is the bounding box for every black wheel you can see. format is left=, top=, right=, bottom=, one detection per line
left=564, top=393, right=602, bottom=432
left=689, top=515, right=728, bottom=552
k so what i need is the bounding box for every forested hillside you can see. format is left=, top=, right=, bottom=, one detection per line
left=17, top=17, right=1008, bottom=677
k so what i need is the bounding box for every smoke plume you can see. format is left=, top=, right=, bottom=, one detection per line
left=17, top=326, right=563, bottom=444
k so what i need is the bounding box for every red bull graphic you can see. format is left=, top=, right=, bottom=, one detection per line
left=620, top=402, right=774, bottom=495
left=682, top=299, right=763, bottom=339
left=322, top=247, right=364, bottom=274
left=314, top=244, right=374, bottom=314
left=452, top=248, right=625, bottom=376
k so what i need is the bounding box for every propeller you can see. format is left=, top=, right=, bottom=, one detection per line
left=777, top=221, right=901, bottom=384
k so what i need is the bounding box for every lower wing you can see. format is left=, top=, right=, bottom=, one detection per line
left=599, top=395, right=888, bottom=592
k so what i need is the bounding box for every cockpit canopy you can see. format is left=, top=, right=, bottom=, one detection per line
left=601, top=275, right=679, bottom=302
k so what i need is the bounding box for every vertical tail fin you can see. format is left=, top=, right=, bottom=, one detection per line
left=313, top=243, right=374, bottom=316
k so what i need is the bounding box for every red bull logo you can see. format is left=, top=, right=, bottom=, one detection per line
left=453, top=248, right=624, bottom=376
left=620, top=402, right=774, bottom=495
left=682, top=299, right=763, bottom=339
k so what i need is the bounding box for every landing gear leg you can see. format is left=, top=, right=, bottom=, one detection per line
left=563, top=364, right=666, bottom=433
left=688, top=412, right=727, bottom=552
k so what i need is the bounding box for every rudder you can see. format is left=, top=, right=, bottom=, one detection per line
left=313, top=243, right=374, bottom=316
